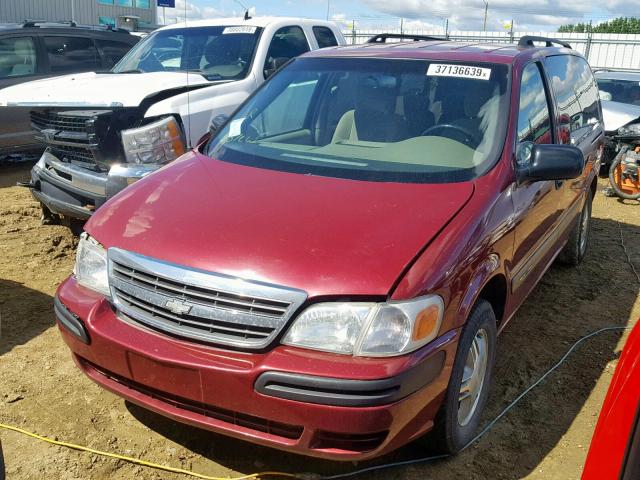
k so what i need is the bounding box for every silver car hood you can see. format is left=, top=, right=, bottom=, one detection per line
left=601, top=100, right=640, bottom=132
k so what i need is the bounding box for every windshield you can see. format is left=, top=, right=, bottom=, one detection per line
left=207, top=57, right=510, bottom=183
left=597, top=77, right=640, bottom=105
left=113, top=26, right=262, bottom=81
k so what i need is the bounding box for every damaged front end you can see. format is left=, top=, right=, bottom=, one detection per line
left=22, top=108, right=185, bottom=223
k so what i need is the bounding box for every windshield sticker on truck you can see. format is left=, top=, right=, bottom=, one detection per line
left=228, top=118, right=244, bottom=137
left=223, top=26, right=258, bottom=34
left=427, top=64, right=492, bottom=80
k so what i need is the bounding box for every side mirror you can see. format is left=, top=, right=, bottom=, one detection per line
left=516, top=142, right=584, bottom=183
left=264, top=57, right=289, bottom=78
left=209, top=113, right=229, bottom=136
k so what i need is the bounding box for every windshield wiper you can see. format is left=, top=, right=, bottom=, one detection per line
left=117, top=69, right=144, bottom=74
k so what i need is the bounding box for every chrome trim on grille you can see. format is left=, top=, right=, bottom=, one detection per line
left=107, top=248, right=307, bottom=349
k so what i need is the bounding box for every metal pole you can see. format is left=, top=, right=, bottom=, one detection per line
left=445, top=18, right=449, bottom=39
left=509, top=19, right=514, bottom=43
left=326, top=0, right=330, bottom=21
left=71, top=0, right=75, bottom=23
left=483, top=1, right=488, bottom=32
left=163, top=6, right=166, bottom=25
left=351, top=20, right=356, bottom=45
left=400, top=17, right=404, bottom=35
left=585, top=20, right=593, bottom=61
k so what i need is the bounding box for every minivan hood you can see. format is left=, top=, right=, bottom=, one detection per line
left=601, top=100, right=640, bottom=132
left=0, top=71, right=212, bottom=108
left=87, top=153, right=474, bottom=297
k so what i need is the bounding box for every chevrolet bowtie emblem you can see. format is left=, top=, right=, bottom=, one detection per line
left=164, top=299, right=192, bottom=315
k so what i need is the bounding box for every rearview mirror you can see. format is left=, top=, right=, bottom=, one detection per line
left=516, top=142, right=584, bottom=183
left=209, top=113, right=229, bottom=136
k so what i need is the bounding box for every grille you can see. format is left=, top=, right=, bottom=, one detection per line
left=108, top=248, right=307, bottom=349
left=50, top=145, right=96, bottom=165
left=81, top=358, right=304, bottom=440
left=30, top=111, right=88, bottom=133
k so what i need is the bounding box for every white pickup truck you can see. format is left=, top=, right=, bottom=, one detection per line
left=0, top=16, right=344, bottom=224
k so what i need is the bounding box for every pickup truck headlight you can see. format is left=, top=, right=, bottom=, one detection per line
left=282, top=295, right=444, bottom=357
left=74, top=234, right=110, bottom=296
left=121, top=116, right=186, bottom=164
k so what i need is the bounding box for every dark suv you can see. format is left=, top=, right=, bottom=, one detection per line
left=0, top=21, right=139, bottom=157
left=55, top=35, right=603, bottom=460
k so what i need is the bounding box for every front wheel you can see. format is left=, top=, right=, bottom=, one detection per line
left=427, top=299, right=497, bottom=453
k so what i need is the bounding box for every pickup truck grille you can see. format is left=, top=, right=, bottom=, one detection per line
left=31, top=111, right=89, bottom=134
left=30, top=108, right=126, bottom=172
left=107, top=248, right=307, bottom=349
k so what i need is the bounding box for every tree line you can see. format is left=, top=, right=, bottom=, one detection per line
left=558, top=17, right=640, bottom=34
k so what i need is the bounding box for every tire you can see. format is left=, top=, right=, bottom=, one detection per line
left=557, top=189, right=592, bottom=266
left=608, top=155, right=640, bottom=200
left=427, top=299, right=497, bottom=454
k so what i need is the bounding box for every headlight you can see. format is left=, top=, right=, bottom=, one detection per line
left=282, top=295, right=444, bottom=357
left=121, top=116, right=186, bottom=164
left=74, top=233, right=110, bottom=296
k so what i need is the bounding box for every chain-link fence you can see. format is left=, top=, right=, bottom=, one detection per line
left=342, top=29, right=640, bottom=70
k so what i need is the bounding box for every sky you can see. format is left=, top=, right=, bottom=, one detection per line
left=158, top=0, right=640, bottom=31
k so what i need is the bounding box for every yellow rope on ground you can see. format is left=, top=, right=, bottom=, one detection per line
left=0, top=422, right=300, bottom=480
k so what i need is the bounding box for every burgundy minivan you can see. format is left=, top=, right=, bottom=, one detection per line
left=54, top=35, right=603, bottom=460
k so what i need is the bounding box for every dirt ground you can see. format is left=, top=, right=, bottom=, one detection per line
left=0, top=161, right=639, bottom=480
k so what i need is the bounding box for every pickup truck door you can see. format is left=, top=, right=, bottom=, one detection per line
left=510, top=61, right=572, bottom=304
left=261, top=25, right=311, bottom=80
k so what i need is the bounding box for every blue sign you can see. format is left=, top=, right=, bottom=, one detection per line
left=158, top=0, right=175, bottom=7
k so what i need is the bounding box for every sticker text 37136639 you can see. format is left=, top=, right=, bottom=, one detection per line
left=427, top=63, right=492, bottom=80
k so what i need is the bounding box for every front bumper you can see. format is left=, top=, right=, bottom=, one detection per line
left=27, top=151, right=161, bottom=220
left=55, top=276, right=459, bottom=460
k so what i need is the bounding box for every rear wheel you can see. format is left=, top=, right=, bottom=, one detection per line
left=427, top=299, right=497, bottom=453
left=557, top=190, right=592, bottom=266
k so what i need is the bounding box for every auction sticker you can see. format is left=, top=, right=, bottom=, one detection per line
left=223, top=26, right=257, bottom=34
left=427, top=63, right=491, bottom=80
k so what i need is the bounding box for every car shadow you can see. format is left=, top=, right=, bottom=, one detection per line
left=0, top=279, right=55, bottom=356
left=124, top=214, right=639, bottom=479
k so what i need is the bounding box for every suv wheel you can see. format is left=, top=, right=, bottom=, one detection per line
left=427, top=299, right=497, bottom=453
left=557, top=190, right=592, bottom=266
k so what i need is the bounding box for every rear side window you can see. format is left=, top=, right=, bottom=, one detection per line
left=313, top=26, right=338, bottom=48
left=517, top=63, right=552, bottom=144
left=96, top=39, right=133, bottom=69
left=544, top=55, right=601, bottom=145
left=0, top=36, right=37, bottom=78
left=44, top=36, right=100, bottom=74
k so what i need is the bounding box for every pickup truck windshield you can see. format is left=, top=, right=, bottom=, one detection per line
left=597, top=78, right=640, bottom=105
left=113, top=26, right=262, bottom=81
left=207, top=57, right=510, bottom=183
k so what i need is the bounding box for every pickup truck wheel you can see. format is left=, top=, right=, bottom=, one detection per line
left=40, top=203, right=60, bottom=226
left=426, top=299, right=496, bottom=454
left=557, top=190, right=592, bottom=266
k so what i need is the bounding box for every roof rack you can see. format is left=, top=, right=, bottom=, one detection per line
left=518, top=35, right=571, bottom=49
left=367, top=33, right=446, bottom=44
left=20, top=20, right=130, bottom=33
left=22, top=20, right=77, bottom=28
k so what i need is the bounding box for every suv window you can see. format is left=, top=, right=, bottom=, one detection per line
left=517, top=63, right=552, bottom=144
left=544, top=55, right=601, bottom=145
left=264, top=26, right=310, bottom=77
left=95, top=39, right=133, bottom=69
left=0, top=36, right=37, bottom=78
left=44, top=36, right=100, bottom=74
left=313, top=26, right=338, bottom=48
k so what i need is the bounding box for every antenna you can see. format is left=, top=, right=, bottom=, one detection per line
left=233, top=0, right=251, bottom=20
left=184, top=0, right=191, bottom=147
